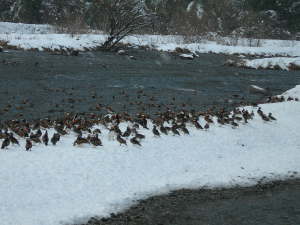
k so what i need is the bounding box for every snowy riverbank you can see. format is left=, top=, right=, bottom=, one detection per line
left=0, top=85, right=300, bottom=225
left=241, top=57, right=300, bottom=71
left=0, top=22, right=300, bottom=57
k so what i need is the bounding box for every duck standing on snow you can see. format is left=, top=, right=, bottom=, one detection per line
left=268, top=113, right=276, bottom=120
left=171, top=125, right=180, bottom=136
left=73, top=135, right=89, bottom=146
left=152, top=125, right=160, bottom=136
left=117, top=135, right=127, bottom=146
left=51, top=133, right=60, bottom=145
left=159, top=125, right=168, bottom=135
left=204, top=123, right=210, bottom=130
left=130, top=137, right=141, bottom=146
left=89, top=134, right=102, bottom=147
left=42, top=131, right=49, bottom=146
left=25, top=139, right=32, bottom=151
left=9, top=133, right=19, bottom=145
left=1, top=137, right=10, bottom=149
left=193, top=120, right=203, bottom=129
left=122, top=126, right=131, bottom=137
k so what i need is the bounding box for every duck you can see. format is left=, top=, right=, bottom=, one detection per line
left=0, top=130, right=8, bottom=139
left=135, top=132, right=146, bottom=140
left=233, top=116, right=243, bottom=122
left=159, top=125, right=168, bottom=135
left=51, top=133, right=60, bottom=145
left=89, top=134, right=102, bottom=147
left=1, top=137, right=10, bottom=149
left=36, top=129, right=42, bottom=138
left=193, top=120, right=203, bottom=129
left=30, top=133, right=41, bottom=143
left=72, top=126, right=82, bottom=136
left=9, top=133, right=19, bottom=145
left=152, top=125, right=160, bottom=136
left=112, top=125, right=122, bottom=136
left=217, top=117, right=225, bottom=125
left=25, top=139, right=32, bottom=151
left=42, top=131, right=49, bottom=146
left=117, top=135, right=127, bottom=146
left=122, top=126, right=131, bottom=137
left=268, top=113, right=276, bottom=121
left=180, top=124, right=189, bottom=135
left=130, top=137, right=141, bottom=146
left=242, top=110, right=251, bottom=123
left=204, top=123, right=210, bottom=130
left=55, top=125, right=67, bottom=135
left=257, top=107, right=263, bottom=116
left=73, top=135, right=89, bottom=146
left=171, top=125, right=180, bottom=136
left=204, top=115, right=214, bottom=124
left=93, top=128, right=101, bottom=134
left=260, top=113, right=270, bottom=122
left=137, top=118, right=148, bottom=129
left=231, top=121, right=239, bottom=127
left=132, top=128, right=145, bottom=139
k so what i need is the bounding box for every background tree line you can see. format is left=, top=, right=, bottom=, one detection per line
left=0, top=0, right=299, bottom=38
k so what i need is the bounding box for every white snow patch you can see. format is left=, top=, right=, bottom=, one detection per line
left=282, top=85, right=300, bottom=97
left=123, top=35, right=300, bottom=57
left=0, top=85, right=300, bottom=225
left=242, top=57, right=300, bottom=71
left=249, top=85, right=269, bottom=94
left=0, top=22, right=55, bottom=34
left=179, top=53, right=194, bottom=59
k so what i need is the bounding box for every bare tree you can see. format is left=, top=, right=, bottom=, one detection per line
left=95, top=0, right=154, bottom=50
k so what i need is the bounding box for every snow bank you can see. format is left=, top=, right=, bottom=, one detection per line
left=0, top=86, right=300, bottom=225
left=0, top=22, right=300, bottom=56
left=241, top=57, right=300, bottom=71
left=282, top=85, right=300, bottom=97
left=0, top=22, right=55, bottom=34
left=131, top=36, right=300, bottom=57
left=0, top=33, right=106, bottom=51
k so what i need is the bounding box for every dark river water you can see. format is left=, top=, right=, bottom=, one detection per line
left=0, top=49, right=299, bottom=121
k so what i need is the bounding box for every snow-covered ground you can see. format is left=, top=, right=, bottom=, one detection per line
left=241, top=57, right=300, bottom=71
left=0, top=85, right=300, bottom=225
left=0, top=22, right=300, bottom=57
left=0, top=21, right=55, bottom=34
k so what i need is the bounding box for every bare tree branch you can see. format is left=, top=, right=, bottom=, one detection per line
left=95, top=0, right=155, bottom=50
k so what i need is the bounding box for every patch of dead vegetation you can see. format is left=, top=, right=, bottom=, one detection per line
left=0, top=40, right=22, bottom=50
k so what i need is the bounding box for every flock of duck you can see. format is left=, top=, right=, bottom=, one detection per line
left=0, top=95, right=298, bottom=151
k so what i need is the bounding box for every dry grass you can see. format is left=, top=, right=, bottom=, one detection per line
left=0, top=39, right=21, bottom=50
left=289, top=63, right=300, bottom=71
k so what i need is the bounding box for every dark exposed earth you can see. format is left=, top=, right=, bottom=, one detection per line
left=79, top=179, right=300, bottom=225
left=1, top=48, right=300, bottom=225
